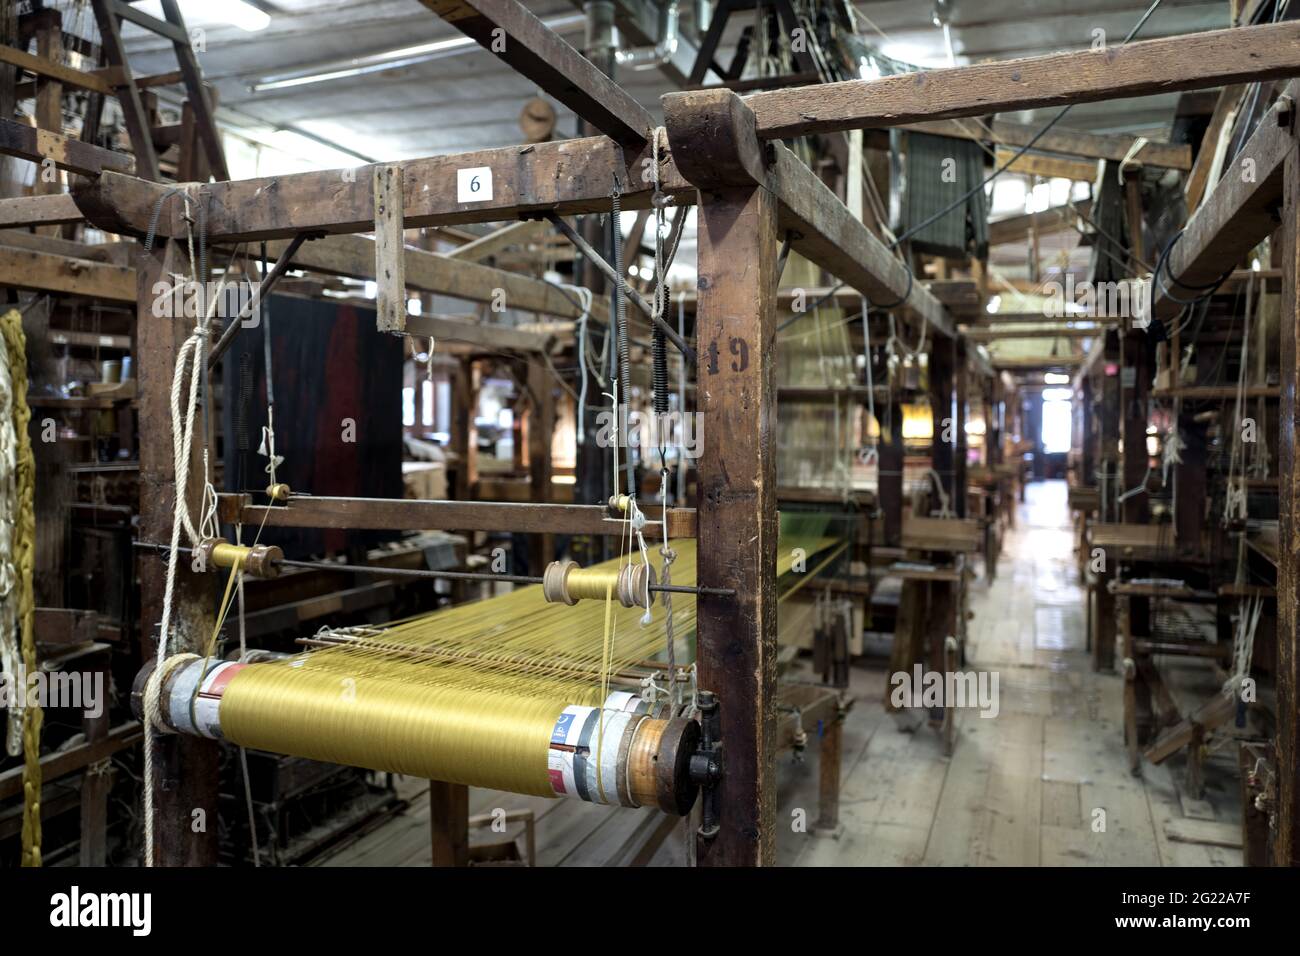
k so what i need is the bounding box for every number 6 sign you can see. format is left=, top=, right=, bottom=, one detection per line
left=457, top=166, right=493, bottom=203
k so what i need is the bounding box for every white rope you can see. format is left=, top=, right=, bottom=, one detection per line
left=1223, top=594, right=1263, bottom=700
left=1116, top=136, right=1150, bottom=185
left=145, top=194, right=223, bottom=865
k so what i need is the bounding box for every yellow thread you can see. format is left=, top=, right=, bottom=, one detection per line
left=212, top=536, right=837, bottom=797
left=3, top=311, right=39, bottom=866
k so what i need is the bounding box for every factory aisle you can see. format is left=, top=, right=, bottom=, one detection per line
left=783, top=479, right=1242, bottom=867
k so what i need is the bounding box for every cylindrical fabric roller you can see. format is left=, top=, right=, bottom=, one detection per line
left=135, top=656, right=699, bottom=816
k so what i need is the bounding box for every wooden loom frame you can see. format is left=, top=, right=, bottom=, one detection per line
left=27, top=3, right=1300, bottom=867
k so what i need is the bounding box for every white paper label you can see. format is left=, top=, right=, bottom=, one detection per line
left=457, top=166, right=492, bottom=203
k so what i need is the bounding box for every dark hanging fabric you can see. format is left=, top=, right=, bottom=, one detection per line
left=901, top=132, right=989, bottom=260
left=222, top=294, right=404, bottom=557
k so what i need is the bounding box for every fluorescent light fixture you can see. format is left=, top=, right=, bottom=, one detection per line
left=1043, top=372, right=1071, bottom=385
left=141, top=0, right=269, bottom=33
left=206, top=0, right=270, bottom=32
left=250, top=13, right=583, bottom=92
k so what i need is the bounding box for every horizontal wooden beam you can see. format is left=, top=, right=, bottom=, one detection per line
left=891, top=119, right=1190, bottom=171
left=0, top=42, right=115, bottom=94
left=216, top=494, right=697, bottom=538
left=258, top=233, right=607, bottom=322
left=0, top=117, right=135, bottom=176
left=421, top=0, right=653, bottom=146
left=662, top=87, right=954, bottom=339
left=1154, top=87, right=1296, bottom=320
left=0, top=228, right=125, bottom=263
left=994, top=147, right=1098, bottom=183
left=405, top=315, right=552, bottom=352
left=0, top=246, right=134, bottom=301
left=993, top=354, right=1086, bottom=370
left=989, top=199, right=1090, bottom=246
left=444, top=219, right=549, bottom=262
left=771, top=145, right=953, bottom=338
left=968, top=311, right=1108, bottom=325
left=75, top=135, right=688, bottom=242
left=747, top=21, right=1300, bottom=139
left=964, top=326, right=1102, bottom=341
left=0, top=193, right=84, bottom=229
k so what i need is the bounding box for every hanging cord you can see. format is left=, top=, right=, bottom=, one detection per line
left=142, top=197, right=226, bottom=866
left=573, top=284, right=596, bottom=444
left=0, top=310, right=39, bottom=865
left=610, top=177, right=634, bottom=495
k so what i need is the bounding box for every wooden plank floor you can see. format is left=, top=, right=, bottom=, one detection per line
left=318, top=480, right=1242, bottom=867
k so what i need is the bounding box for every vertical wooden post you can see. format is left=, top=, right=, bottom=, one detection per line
left=374, top=164, right=407, bottom=334
left=878, top=373, right=904, bottom=546
left=452, top=358, right=478, bottom=500
left=33, top=10, right=63, bottom=236
left=527, top=360, right=554, bottom=574
left=694, top=184, right=779, bottom=867
left=79, top=646, right=111, bottom=866
left=1122, top=330, right=1151, bottom=523
left=1275, top=129, right=1300, bottom=867
left=429, top=780, right=470, bottom=867
left=137, top=240, right=218, bottom=865
left=929, top=337, right=955, bottom=510
left=815, top=717, right=842, bottom=832
left=954, top=339, right=969, bottom=518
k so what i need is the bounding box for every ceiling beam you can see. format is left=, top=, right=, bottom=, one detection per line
left=746, top=21, right=1300, bottom=139
left=420, top=0, right=654, bottom=147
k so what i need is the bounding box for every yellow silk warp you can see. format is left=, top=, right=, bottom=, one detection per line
left=217, top=535, right=840, bottom=797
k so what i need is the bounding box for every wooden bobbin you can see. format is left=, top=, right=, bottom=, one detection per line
left=266, top=483, right=292, bottom=501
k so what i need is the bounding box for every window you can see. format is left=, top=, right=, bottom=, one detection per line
left=1041, top=388, right=1072, bottom=454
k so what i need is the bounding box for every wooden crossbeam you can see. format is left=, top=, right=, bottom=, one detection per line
left=992, top=354, right=1085, bottom=370
left=444, top=219, right=549, bottom=261
left=0, top=246, right=134, bottom=301
left=886, top=119, right=1191, bottom=171
left=406, top=315, right=552, bottom=353
left=746, top=21, right=1300, bottom=139
left=216, top=494, right=697, bottom=538
left=421, top=0, right=653, bottom=146
left=772, top=146, right=952, bottom=338
left=78, top=135, right=688, bottom=241
left=662, top=87, right=954, bottom=339
left=0, top=193, right=84, bottom=229
left=0, top=117, right=135, bottom=176
left=989, top=199, right=1090, bottom=246
left=0, top=42, right=115, bottom=94
left=1154, top=87, right=1295, bottom=320
left=963, top=326, right=1102, bottom=341
left=257, top=233, right=607, bottom=322
left=994, top=147, right=1098, bottom=183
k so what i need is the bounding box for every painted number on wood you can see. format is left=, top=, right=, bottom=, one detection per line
left=704, top=337, right=749, bottom=375
left=457, top=167, right=493, bottom=203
